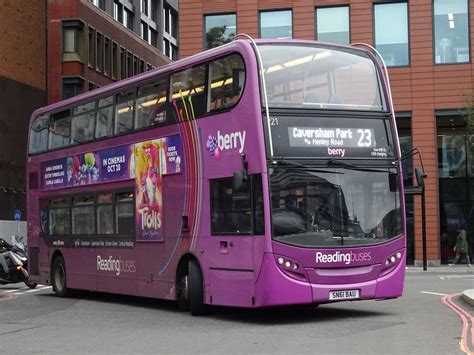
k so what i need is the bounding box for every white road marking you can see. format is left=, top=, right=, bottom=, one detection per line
left=25, top=286, right=51, bottom=293
left=421, top=291, right=448, bottom=296
left=4, top=288, right=28, bottom=293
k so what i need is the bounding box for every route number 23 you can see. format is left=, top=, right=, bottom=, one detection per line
left=357, top=129, right=372, bottom=147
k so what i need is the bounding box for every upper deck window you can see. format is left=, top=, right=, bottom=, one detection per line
left=71, top=102, right=96, bottom=144
left=170, top=65, right=206, bottom=119
left=29, top=115, right=49, bottom=154
left=208, top=54, right=245, bottom=112
left=258, top=44, right=386, bottom=111
left=49, top=110, right=71, bottom=150
left=115, top=90, right=135, bottom=134
left=136, top=78, right=169, bottom=129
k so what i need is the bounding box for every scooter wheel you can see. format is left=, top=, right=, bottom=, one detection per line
left=24, top=279, right=38, bottom=289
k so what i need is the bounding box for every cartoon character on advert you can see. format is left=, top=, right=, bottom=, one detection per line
left=133, top=141, right=163, bottom=209
left=84, top=152, right=99, bottom=184
left=133, top=140, right=164, bottom=239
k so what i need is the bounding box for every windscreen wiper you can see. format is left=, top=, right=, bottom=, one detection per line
left=327, top=159, right=394, bottom=173
left=271, top=158, right=343, bottom=174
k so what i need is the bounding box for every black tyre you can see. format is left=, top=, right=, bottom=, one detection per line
left=177, top=273, right=190, bottom=312
left=24, top=279, right=38, bottom=289
left=51, top=256, right=69, bottom=297
left=188, top=259, right=207, bottom=316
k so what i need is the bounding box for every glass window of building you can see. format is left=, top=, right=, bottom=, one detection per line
left=434, top=0, right=470, bottom=64
left=316, top=6, right=350, bottom=45
left=260, top=10, right=292, bottom=39
left=374, top=2, right=409, bottom=67
left=437, top=114, right=474, bottom=264
left=204, top=14, right=237, bottom=49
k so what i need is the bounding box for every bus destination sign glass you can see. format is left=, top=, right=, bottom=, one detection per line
left=268, top=115, right=394, bottom=159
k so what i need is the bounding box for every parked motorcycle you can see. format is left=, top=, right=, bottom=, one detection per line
left=0, top=235, right=37, bottom=289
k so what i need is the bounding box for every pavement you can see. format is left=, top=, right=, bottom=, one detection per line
left=406, top=265, right=474, bottom=306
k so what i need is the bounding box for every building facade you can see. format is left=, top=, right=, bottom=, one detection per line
left=0, top=0, right=47, bottom=220
left=48, top=0, right=177, bottom=104
left=179, top=0, right=474, bottom=265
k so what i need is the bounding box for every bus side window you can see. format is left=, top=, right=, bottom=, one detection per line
left=72, top=195, right=95, bottom=235
left=116, top=191, right=134, bottom=235
left=71, top=102, right=96, bottom=144
left=49, top=110, right=71, bottom=150
left=49, top=198, right=71, bottom=236
left=210, top=177, right=252, bottom=235
left=136, top=77, right=169, bottom=129
left=29, top=115, right=49, bottom=153
left=115, top=90, right=135, bottom=134
left=208, top=54, right=245, bottom=112
left=96, top=96, right=114, bottom=139
left=252, top=174, right=265, bottom=235
left=170, top=65, right=206, bottom=119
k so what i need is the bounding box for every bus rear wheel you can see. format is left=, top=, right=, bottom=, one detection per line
left=188, top=259, right=208, bottom=316
left=52, top=256, right=69, bottom=297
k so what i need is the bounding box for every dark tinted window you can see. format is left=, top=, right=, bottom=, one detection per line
left=210, top=174, right=265, bottom=235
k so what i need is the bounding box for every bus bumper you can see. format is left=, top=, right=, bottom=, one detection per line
left=254, top=253, right=405, bottom=307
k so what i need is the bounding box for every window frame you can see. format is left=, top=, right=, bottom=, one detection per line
left=259, top=9, right=293, bottom=39
left=315, top=5, right=351, bottom=45
left=373, top=1, right=410, bottom=68
left=44, top=189, right=134, bottom=237
left=203, top=12, right=237, bottom=50
left=210, top=174, right=265, bottom=236
left=432, top=0, right=471, bottom=65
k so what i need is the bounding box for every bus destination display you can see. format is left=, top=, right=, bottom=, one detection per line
left=268, top=115, right=394, bottom=159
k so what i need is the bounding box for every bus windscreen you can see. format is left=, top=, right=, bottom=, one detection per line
left=258, top=44, right=386, bottom=111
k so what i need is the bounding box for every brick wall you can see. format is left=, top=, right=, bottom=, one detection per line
left=0, top=0, right=46, bottom=90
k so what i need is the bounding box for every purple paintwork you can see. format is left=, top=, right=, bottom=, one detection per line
left=27, top=38, right=406, bottom=309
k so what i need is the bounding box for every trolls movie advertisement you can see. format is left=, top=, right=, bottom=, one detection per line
left=41, top=134, right=182, bottom=241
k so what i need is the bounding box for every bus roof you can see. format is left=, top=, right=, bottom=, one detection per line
left=30, top=38, right=374, bottom=122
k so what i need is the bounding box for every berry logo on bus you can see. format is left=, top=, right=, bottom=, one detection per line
left=315, top=251, right=372, bottom=265
left=206, top=130, right=246, bottom=160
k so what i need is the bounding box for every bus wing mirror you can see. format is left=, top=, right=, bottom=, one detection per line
left=233, top=170, right=248, bottom=193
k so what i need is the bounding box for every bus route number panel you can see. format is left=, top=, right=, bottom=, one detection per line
left=268, top=115, right=395, bottom=159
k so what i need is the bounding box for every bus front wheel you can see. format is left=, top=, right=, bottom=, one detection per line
left=52, top=256, right=69, bottom=297
left=188, top=259, right=207, bottom=316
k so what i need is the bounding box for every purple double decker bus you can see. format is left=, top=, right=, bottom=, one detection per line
left=27, top=38, right=405, bottom=315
